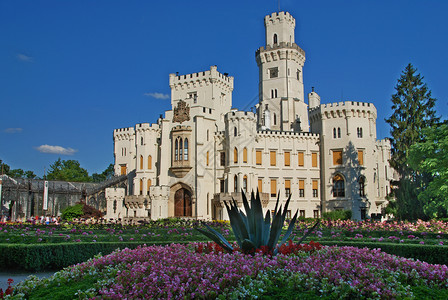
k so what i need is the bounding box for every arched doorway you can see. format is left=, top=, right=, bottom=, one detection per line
left=174, top=188, right=192, bottom=217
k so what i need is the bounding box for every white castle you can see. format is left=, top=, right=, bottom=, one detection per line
left=106, top=11, right=393, bottom=221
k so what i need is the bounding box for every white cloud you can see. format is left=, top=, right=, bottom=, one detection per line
left=35, top=145, right=78, bottom=155
left=144, top=92, right=170, bottom=100
left=4, top=128, right=23, bottom=133
left=16, top=53, right=33, bottom=62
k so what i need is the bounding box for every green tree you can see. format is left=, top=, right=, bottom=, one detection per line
left=385, top=63, right=440, bottom=176
left=8, top=168, right=37, bottom=179
left=408, top=123, right=448, bottom=218
left=91, top=163, right=114, bottom=182
left=385, top=64, right=440, bottom=220
left=0, top=160, right=11, bottom=175
left=46, top=159, right=91, bottom=182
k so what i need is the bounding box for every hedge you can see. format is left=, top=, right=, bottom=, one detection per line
left=0, top=241, right=186, bottom=271
left=320, top=241, right=448, bottom=265
left=1, top=241, right=447, bottom=272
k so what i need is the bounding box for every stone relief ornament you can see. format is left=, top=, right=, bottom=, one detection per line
left=173, top=100, right=190, bottom=123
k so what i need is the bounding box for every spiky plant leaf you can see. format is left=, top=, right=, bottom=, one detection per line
left=241, top=239, right=256, bottom=254
left=195, top=226, right=233, bottom=253
left=296, top=219, right=321, bottom=245
left=278, top=210, right=299, bottom=247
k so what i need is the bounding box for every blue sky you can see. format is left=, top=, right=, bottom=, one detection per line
left=1, top=0, right=447, bottom=177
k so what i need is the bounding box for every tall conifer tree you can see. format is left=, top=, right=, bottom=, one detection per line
left=386, top=63, right=439, bottom=176
left=385, top=64, right=440, bottom=220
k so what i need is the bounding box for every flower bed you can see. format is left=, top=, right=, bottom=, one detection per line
left=8, top=243, right=448, bottom=299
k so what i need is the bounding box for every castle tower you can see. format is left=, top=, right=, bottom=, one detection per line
left=256, top=12, right=309, bottom=132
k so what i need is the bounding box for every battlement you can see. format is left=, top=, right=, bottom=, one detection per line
left=257, top=130, right=319, bottom=138
left=169, top=66, right=234, bottom=90
left=256, top=41, right=305, bottom=57
left=376, top=138, right=391, bottom=148
left=114, top=126, right=134, bottom=133
left=265, top=11, right=295, bottom=27
left=135, top=123, right=160, bottom=133
left=225, top=110, right=256, bottom=121
left=309, top=101, right=377, bottom=116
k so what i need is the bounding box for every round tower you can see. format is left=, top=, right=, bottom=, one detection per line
left=256, top=12, right=308, bottom=132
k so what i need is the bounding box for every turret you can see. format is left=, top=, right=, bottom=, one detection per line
left=308, top=87, right=321, bottom=109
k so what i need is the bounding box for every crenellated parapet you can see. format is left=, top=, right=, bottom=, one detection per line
left=113, top=127, right=135, bottom=141
left=265, top=11, right=295, bottom=27
left=256, top=42, right=305, bottom=66
left=225, top=110, right=256, bottom=122
left=135, top=123, right=160, bottom=134
left=257, top=130, right=319, bottom=141
left=309, top=101, right=377, bottom=123
left=169, top=66, right=234, bottom=93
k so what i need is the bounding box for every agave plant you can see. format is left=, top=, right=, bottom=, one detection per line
left=196, top=190, right=320, bottom=255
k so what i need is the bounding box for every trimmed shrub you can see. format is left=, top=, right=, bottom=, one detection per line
left=320, top=241, right=448, bottom=265
left=0, top=241, right=187, bottom=271
left=322, top=210, right=352, bottom=220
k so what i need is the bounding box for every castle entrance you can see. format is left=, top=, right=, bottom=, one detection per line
left=174, top=188, right=192, bottom=217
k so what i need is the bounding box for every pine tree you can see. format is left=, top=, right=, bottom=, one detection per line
left=386, top=63, right=439, bottom=177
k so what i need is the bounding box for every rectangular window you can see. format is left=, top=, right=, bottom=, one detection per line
left=298, top=152, right=304, bottom=167
left=269, top=67, right=279, bottom=78
left=206, top=151, right=209, bottom=166
left=312, top=180, right=318, bottom=197
left=333, top=150, right=343, bottom=166
left=270, top=179, right=277, bottom=197
left=313, top=210, right=320, bottom=218
left=220, top=179, right=225, bottom=193
left=284, top=151, right=290, bottom=167
left=120, top=165, right=127, bottom=175
left=243, top=148, right=248, bottom=163
left=312, top=153, right=318, bottom=168
left=358, top=150, right=364, bottom=166
left=299, top=180, right=305, bottom=197
left=286, top=210, right=292, bottom=219
left=220, top=152, right=226, bottom=166
left=270, top=151, right=276, bottom=166
left=300, top=210, right=305, bottom=218
left=285, top=179, right=291, bottom=197
left=256, top=150, right=262, bottom=165
left=258, top=179, right=263, bottom=193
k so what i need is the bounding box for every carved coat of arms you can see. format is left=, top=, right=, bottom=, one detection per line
left=173, top=100, right=190, bottom=123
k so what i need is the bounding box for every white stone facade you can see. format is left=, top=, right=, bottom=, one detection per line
left=108, top=11, right=392, bottom=221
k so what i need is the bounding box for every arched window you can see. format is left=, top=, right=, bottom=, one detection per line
left=273, top=113, right=277, bottom=125
left=147, top=155, right=152, bottom=169
left=147, top=179, right=151, bottom=195
left=179, top=138, right=183, bottom=161
left=140, top=155, right=143, bottom=170
left=184, top=138, right=188, bottom=161
left=234, top=175, right=238, bottom=193
left=333, top=128, right=337, bottom=138
left=243, top=147, right=248, bottom=163
left=234, top=127, right=237, bottom=136
left=338, top=127, right=341, bottom=138
left=175, top=139, right=179, bottom=161
left=243, top=175, right=248, bottom=193
left=234, top=147, right=238, bottom=163
left=141, top=137, right=144, bottom=145
left=333, top=174, right=345, bottom=197
left=273, top=34, right=278, bottom=45
left=359, top=177, right=366, bottom=197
